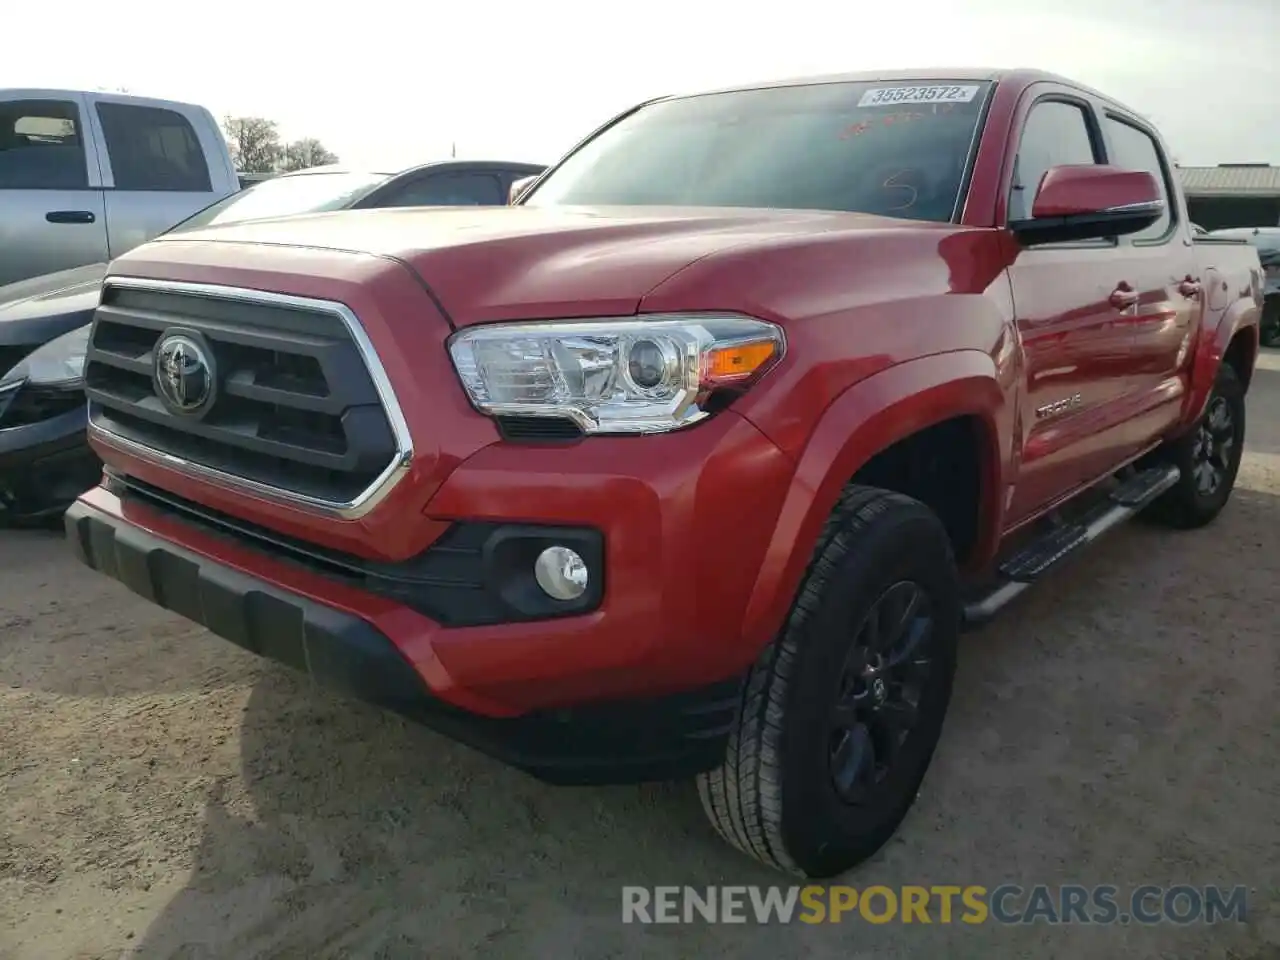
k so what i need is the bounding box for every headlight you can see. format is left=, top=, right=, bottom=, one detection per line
left=447, top=314, right=785, bottom=434
left=2, top=324, right=91, bottom=389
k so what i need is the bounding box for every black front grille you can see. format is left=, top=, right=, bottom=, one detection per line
left=84, top=283, right=401, bottom=506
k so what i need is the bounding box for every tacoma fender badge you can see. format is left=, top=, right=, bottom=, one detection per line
left=1035, top=393, right=1083, bottom=420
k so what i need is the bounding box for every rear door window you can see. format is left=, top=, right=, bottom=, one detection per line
left=0, top=99, right=89, bottom=189
left=95, top=102, right=212, bottom=192
left=380, top=172, right=505, bottom=206
left=1102, top=116, right=1174, bottom=241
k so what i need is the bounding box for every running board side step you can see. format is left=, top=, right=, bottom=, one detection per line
left=962, top=464, right=1180, bottom=627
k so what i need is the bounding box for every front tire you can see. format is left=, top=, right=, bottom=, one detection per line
left=697, top=486, right=959, bottom=878
left=1144, top=363, right=1245, bottom=529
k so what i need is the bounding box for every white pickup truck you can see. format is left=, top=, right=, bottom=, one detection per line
left=0, top=89, right=240, bottom=287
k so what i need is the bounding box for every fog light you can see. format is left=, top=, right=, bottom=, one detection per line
left=534, top=545, right=589, bottom=600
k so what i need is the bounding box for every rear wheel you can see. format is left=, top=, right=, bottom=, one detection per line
left=697, top=486, right=959, bottom=877
left=1144, top=363, right=1245, bottom=529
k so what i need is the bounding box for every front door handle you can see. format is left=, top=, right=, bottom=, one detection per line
left=1109, top=282, right=1140, bottom=310
left=1178, top=276, right=1202, bottom=298
left=45, top=210, right=96, bottom=225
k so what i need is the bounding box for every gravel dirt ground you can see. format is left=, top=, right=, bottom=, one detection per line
left=3, top=357, right=1280, bottom=960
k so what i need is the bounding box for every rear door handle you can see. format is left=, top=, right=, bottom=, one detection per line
left=1109, top=283, right=1140, bottom=310
left=1178, top=277, right=1202, bottom=298
left=45, top=210, right=96, bottom=225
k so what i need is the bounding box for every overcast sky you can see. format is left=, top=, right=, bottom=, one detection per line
left=4, top=0, right=1277, bottom=172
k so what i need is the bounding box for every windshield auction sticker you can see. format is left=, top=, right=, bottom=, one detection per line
left=858, top=85, right=980, bottom=107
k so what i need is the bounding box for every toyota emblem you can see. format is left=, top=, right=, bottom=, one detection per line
left=153, top=332, right=215, bottom=416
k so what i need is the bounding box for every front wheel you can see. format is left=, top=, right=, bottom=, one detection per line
left=1144, top=363, right=1245, bottom=529
left=697, top=486, right=959, bottom=878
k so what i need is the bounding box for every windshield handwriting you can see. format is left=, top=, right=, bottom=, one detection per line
left=880, top=169, right=919, bottom=212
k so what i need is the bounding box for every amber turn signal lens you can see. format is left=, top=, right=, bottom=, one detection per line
left=704, top=341, right=778, bottom=385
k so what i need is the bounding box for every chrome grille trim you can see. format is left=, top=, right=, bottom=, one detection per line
left=87, top=276, right=414, bottom=521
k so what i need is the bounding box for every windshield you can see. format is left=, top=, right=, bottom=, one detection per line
left=171, top=171, right=391, bottom=233
left=527, top=80, right=993, bottom=222
left=1251, top=232, right=1280, bottom=260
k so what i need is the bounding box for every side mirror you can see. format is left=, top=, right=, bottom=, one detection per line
left=509, top=175, right=538, bottom=205
left=1010, top=165, right=1164, bottom=247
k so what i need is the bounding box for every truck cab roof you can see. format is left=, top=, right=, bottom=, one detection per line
left=681, top=67, right=1120, bottom=106
left=0, top=88, right=211, bottom=113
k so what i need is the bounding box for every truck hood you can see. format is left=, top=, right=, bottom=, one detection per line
left=147, top=205, right=956, bottom=324
left=0, top=261, right=106, bottom=347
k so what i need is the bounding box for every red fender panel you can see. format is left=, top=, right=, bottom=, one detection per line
left=738, top=350, right=1009, bottom=653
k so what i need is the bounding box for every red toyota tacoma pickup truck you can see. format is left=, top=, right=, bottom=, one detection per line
left=65, top=68, right=1263, bottom=878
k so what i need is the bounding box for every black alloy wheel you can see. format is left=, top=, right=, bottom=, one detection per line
left=829, top=581, right=935, bottom=805
left=1144, top=362, right=1246, bottom=529
left=1189, top=396, right=1236, bottom=499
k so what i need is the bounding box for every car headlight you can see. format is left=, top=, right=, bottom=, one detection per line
left=447, top=314, right=785, bottom=434
left=1, top=324, right=91, bottom=389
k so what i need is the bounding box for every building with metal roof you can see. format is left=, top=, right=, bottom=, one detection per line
left=1177, top=164, right=1280, bottom=230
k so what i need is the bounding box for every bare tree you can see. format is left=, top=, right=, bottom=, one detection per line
left=280, top=138, right=340, bottom=172
left=222, top=116, right=282, bottom=173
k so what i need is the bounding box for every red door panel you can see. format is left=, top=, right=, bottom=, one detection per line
left=1006, top=249, right=1139, bottom=524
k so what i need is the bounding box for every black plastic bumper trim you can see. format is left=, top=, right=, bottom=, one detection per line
left=114, top=475, right=605, bottom=627
left=65, top=499, right=427, bottom=708
left=63, top=500, right=741, bottom=785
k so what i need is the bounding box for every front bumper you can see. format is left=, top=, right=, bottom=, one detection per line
left=65, top=409, right=800, bottom=783
left=65, top=493, right=744, bottom=785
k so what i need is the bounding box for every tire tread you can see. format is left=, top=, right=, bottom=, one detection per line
left=697, top=485, right=923, bottom=875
